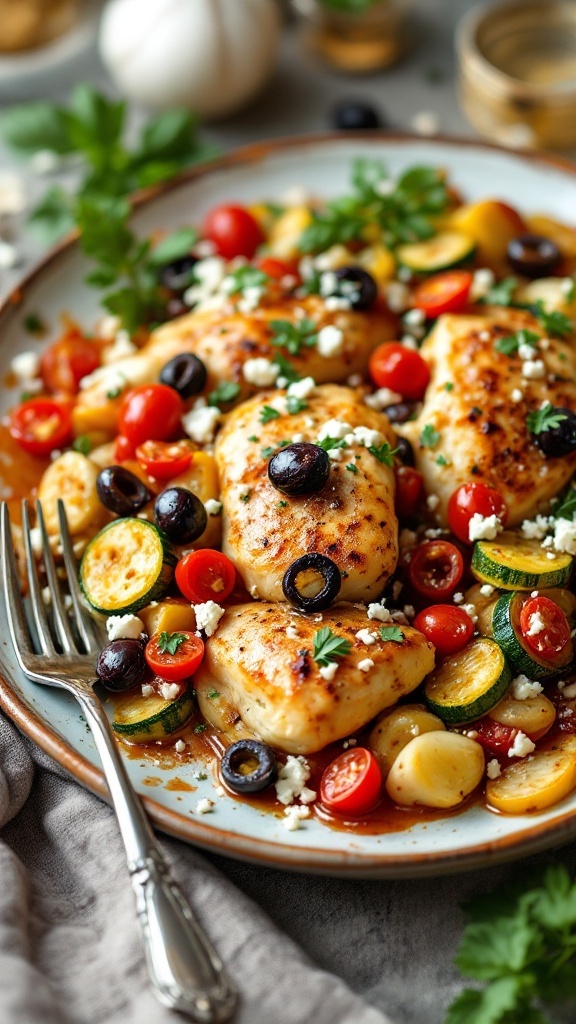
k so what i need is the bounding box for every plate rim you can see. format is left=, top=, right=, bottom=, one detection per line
left=3, top=131, right=576, bottom=878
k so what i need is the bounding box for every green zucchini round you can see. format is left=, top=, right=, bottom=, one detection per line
left=492, top=591, right=574, bottom=679
left=112, top=687, right=195, bottom=742
left=396, top=231, right=476, bottom=275
left=471, top=533, right=573, bottom=591
left=424, top=637, right=511, bottom=725
left=80, top=518, right=176, bottom=615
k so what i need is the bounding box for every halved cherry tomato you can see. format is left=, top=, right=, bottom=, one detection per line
left=114, top=434, right=136, bottom=462
left=413, top=604, right=475, bottom=656
left=368, top=343, right=430, bottom=401
left=40, top=330, right=100, bottom=394
left=118, top=384, right=183, bottom=446
left=145, top=630, right=204, bottom=682
left=448, top=482, right=508, bottom=544
left=520, top=596, right=571, bottom=661
left=202, top=204, right=265, bottom=260
left=413, top=270, right=473, bottom=319
left=320, top=748, right=382, bottom=817
left=474, top=718, right=518, bottom=758
left=409, top=540, right=464, bottom=600
left=176, top=549, right=236, bottom=604
left=255, top=256, right=300, bottom=282
left=136, top=439, right=193, bottom=480
left=395, top=466, right=424, bottom=517
left=9, top=398, right=72, bottom=457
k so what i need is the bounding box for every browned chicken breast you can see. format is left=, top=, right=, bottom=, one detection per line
left=195, top=603, right=435, bottom=754
left=400, top=309, right=576, bottom=526
left=215, top=383, right=399, bottom=603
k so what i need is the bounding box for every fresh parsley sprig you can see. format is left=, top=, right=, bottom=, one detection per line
left=481, top=277, right=518, bottom=306
left=494, top=328, right=540, bottom=357
left=368, top=442, right=398, bottom=466
left=551, top=483, right=576, bottom=521
left=379, top=626, right=404, bottom=643
left=269, top=318, right=318, bottom=356
left=157, top=631, right=187, bottom=656
left=527, top=402, right=567, bottom=436
left=420, top=424, right=441, bottom=448
left=533, top=300, right=573, bottom=338
left=312, top=627, right=352, bottom=666
left=207, top=381, right=241, bottom=407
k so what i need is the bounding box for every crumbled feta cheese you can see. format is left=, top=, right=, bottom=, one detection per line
left=352, top=426, right=385, bottom=449
left=275, top=755, right=312, bottom=805
left=237, top=286, right=265, bottom=314
left=486, top=759, right=501, bottom=779
left=410, top=110, right=440, bottom=136
left=194, top=600, right=225, bottom=637
left=521, top=359, right=546, bottom=380
left=462, top=603, right=478, bottom=624
left=521, top=515, right=550, bottom=541
left=182, top=403, right=221, bottom=444
left=479, top=584, right=495, bottom=597
left=453, top=592, right=464, bottom=605
left=358, top=658, right=374, bottom=673
left=324, top=295, right=352, bottom=311
left=403, top=605, right=416, bottom=619
left=562, top=682, right=576, bottom=698
left=106, top=614, right=144, bottom=641
left=364, top=387, right=403, bottom=410
left=400, top=335, right=418, bottom=350
left=470, top=268, right=495, bottom=301
left=282, top=805, right=311, bottom=831
left=511, top=388, right=524, bottom=403
left=183, top=257, right=226, bottom=307
left=404, top=307, right=426, bottom=326
left=367, top=601, right=393, bottom=623
left=552, top=516, right=576, bottom=556
left=286, top=624, right=299, bottom=640
left=426, top=494, right=440, bottom=512
left=195, top=798, right=214, bottom=814
left=204, top=499, right=222, bottom=516
left=175, top=739, right=186, bottom=753
left=287, top=376, right=315, bottom=400
left=511, top=674, right=543, bottom=700
left=384, top=281, right=410, bottom=313
left=525, top=610, right=546, bottom=636
left=327, top=447, right=343, bottom=461
left=317, top=418, right=351, bottom=441
left=468, top=513, right=503, bottom=542
left=160, top=682, right=181, bottom=700
left=10, top=350, right=40, bottom=383
left=518, top=341, right=538, bottom=361
left=316, top=324, right=344, bottom=358
left=508, top=731, right=536, bottom=758
left=102, top=331, right=137, bottom=363
left=141, top=684, right=154, bottom=697
left=355, top=628, right=377, bottom=645
left=242, top=357, right=279, bottom=386
left=319, top=662, right=338, bottom=681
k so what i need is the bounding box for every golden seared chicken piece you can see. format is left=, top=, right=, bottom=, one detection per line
left=75, top=294, right=396, bottom=421
left=196, top=603, right=435, bottom=754
left=216, top=383, right=399, bottom=603
left=400, top=309, right=576, bottom=526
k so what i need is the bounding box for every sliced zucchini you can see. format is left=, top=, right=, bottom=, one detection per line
left=112, top=687, right=195, bottom=742
left=80, top=518, right=176, bottom=615
left=486, top=736, right=576, bottom=814
left=424, top=637, right=511, bottom=724
left=472, top=532, right=573, bottom=591
left=396, top=231, right=475, bottom=274
left=492, top=591, right=574, bottom=678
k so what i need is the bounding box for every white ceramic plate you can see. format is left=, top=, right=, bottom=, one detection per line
left=2, top=134, right=576, bottom=878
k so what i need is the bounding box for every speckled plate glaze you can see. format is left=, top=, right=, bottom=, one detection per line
left=2, top=135, right=576, bottom=878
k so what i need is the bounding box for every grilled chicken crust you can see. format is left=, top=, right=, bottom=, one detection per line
left=215, top=384, right=399, bottom=603
left=399, top=309, right=576, bottom=526
left=195, top=603, right=435, bottom=754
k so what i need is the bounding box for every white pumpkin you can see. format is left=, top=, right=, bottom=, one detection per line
left=99, top=0, right=281, bottom=120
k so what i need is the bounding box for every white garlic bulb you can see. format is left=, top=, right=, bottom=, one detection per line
left=99, top=0, right=281, bottom=121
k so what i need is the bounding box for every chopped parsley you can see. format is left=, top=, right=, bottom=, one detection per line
left=272, top=351, right=301, bottom=384
left=533, top=299, right=572, bottom=338
left=494, top=328, right=539, bottom=356
left=259, top=405, right=281, bottom=425
left=527, top=402, right=568, bottom=436
left=72, top=435, right=92, bottom=456
left=312, top=626, right=352, bottom=666
left=248, top=434, right=259, bottom=442
left=317, top=436, right=349, bottom=451
left=23, top=312, right=45, bottom=334
left=193, top=723, right=208, bottom=734
left=481, top=276, right=517, bottom=306
left=157, top=631, right=187, bottom=656
left=261, top=446, right=276, bottom=459
left=420, top=424, right=440, bottom=448
left=207, top=689, right=220, bottom=700
left=106, top=384, right=123, bottom=400
left=240, top=492, right=251, bottom=503
left=223, top=265, right=269, bottom=296
left=346, top=462, right=359, bottom=474
left=269, top=318, right=318, bottom=355
left=286, top=395, right=308, bottom=415
left=444, top=381, right=454, bottom=392
left=552, top=484, right=576, bottom=520
left=379, top=626, right=404, bottom=643
left=435, top=453, right=449, bottom=466
left=277, top=500, right=288, bottom=508
left=207, top=380, right=240, bottom=407
left=368, top=442, right=398, bottom=466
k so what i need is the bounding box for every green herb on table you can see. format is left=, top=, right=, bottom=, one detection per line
left=446, top=865, right=576, bottom=1024
left=527, top=402, right=568, bottom=436
left=269, top=318, right=318, bottom=356
left=312, top=627, right=352, bottom=666
left=157, top=631, right=187, bottom=656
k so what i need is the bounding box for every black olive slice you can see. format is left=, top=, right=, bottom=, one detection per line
left=282, top=552, right=342, bottom=612
left=96, top=466, right=151, bottom=517
left=160, top=353, right=207, bottom=398
left=332, top=265, right=378, bottom=310
left=531, top=406, right=576, bottom=456
left=221, top=739, right=278, bottom=794
left=507, top=233, right=561, bottom=279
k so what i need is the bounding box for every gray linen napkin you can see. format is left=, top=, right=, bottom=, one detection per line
left=0, top=711, right=390, bottom=1024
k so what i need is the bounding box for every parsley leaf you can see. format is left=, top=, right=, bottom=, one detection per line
left=481, top=276, right=518, bottom=306
left=551, top=483, right=576, bottom=521
left=207, top=381, right=241, bottom=407
left=533, top=299, right=573, bottom=337
left=286, top=395, right=308, bottom=415
left=157, top=631, right=187, bottom=656
left=368, top=442, right=398, bottom=466
left=272, top=352, right=301, bottom=384
left=148, top=227, right=198, bottom=267
left=420, top=424, right=440, bottom=448
left=436, top=453, right=449, bottom=466
left=346, top=463, right=359, bottom=474
left=494, top=328, right=540, bottom=356
left=317, top=436, right=349, bottom=451
left=312, top=626, right=353, bottom=666
left=527, top=402, right=568, bottom=435
left=223, top=266, right=269, bottom=296
left=207, top=689, right=220, bottom=700
left=23, top=312, right=45, bottom=335
left=379, top=626, right=404, bottom=643
left=72, top=435, right=92, bottom=456
left=269, top=318, right=318, bottom=355
left=259, top=405, right=281, bottom=425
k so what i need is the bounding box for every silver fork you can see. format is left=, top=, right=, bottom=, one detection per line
left=1, top=499, right=237, bottom=1024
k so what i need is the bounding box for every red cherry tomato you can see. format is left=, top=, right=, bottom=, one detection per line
left=368, top=343, right=430, bottom=401
left=474, top=718, right=518, bottom=757
left=135, top=439, right=193, bottom=480
left=447, top=482, right=508, bottom=545
left=145, top=631, right=204, bottom=682
left=413, top=604, right=475, bottom=656
left=176, top=549, right=236, bottom=604
left=202, top=205, right=265, bottom=260
left=409, top=540, right=464, bottom=600
left=413, top=270, right=473, bottom=319
left=9, top=398, right=72, bottom=457
left=320, top=748, right=382, bottom=817
left=40, top=330, right=100, bottom=394
left=118, top=384, right=183, bottom=447
left=114, top=434, right=136, bottom=462
left=255, top=256, right=300, bottom=285
left=395, top=466, right=424, bottom=517
left=519, top=596, right=571, bottom=662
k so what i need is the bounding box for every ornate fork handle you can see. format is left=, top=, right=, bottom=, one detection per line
left=78, top=688, right=237, bottom=1023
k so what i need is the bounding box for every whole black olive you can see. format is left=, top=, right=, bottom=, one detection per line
left=154, top=486, right=207, bottom=543
left=532, top=407, right=576, bottom=456
left=96, top=466, right=151, bottom=517
left=394, top=435, right=415, bottom=466
left=96, top=639, right=146, bottom=692
left=268, top=442, right=331, bottom=497
left=282, top=552, right=342, bottom=612
left=221, top=739, right=278, bottom=794
left=507, top=234, right=561, bottom=279
left=160, top=353, right=207, bottom=399
left=383, top=402, right=416, bottom=426
left=158, top=255, right=197, bottom=294
left=332, top=99, right=383, bottom=131
left=333, top=266, right=378, bottom=310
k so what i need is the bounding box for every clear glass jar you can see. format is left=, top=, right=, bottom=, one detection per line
left=292, top=0, right=412, bottom=73
left=0, top=0, right=78, bottom=54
